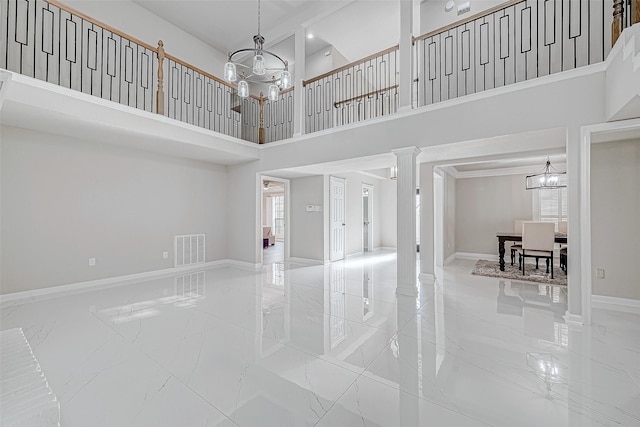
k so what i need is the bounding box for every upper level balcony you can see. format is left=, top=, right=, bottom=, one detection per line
left=1, top=0, right=639, bottom=155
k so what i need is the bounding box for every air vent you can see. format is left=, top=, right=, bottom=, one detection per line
left=174, top=234, right=205, bottom=267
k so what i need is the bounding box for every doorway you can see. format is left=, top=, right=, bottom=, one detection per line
left=362, top=184, right=373, bottom=252
left=261, top=176, right=289, bottom=265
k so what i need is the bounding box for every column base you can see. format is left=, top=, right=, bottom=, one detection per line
left=396, top=286, right=418, bottom=298
left=418, top=273, right=435, bottom=285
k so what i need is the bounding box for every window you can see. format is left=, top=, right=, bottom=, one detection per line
left=535, top=188, right=567, bottom=229
left=271, top=195, right=284, bottom=238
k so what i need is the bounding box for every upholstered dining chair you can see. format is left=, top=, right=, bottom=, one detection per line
left=510, top=220, right=527, bottom=266
left=557, top=221, right=568, bottom=273
left=519, top=222, right=555, bottom=279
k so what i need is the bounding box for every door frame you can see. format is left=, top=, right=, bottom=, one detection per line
left=259, top=175, right=290, bottom=265
left=362, top=183, right=374, bottom=252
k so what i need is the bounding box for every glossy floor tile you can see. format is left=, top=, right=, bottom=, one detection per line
left=1, top=253, right=639, bottom=426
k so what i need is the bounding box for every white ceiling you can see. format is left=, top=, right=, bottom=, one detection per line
left=131, top=0, right=401, bottom=65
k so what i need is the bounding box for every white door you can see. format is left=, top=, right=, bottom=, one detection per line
left=330, top=177, right=346, bottom=261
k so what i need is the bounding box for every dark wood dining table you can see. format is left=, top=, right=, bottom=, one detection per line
left=496, top=232, right=568, bottom=271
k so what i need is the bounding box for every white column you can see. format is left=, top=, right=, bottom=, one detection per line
left=566, top=126, right=585, bottom=325
left=419, top=162, right=435, bottom=283
left=293, top=25, right=306, bottom=137
left=393, top=147, right=420, bottom=297
left=399, top=0, right=413, bottom=110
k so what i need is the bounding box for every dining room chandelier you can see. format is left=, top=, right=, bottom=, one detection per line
left=223, top=0, right=292, bottom=101
left=525, top=158, right=567, bottom=190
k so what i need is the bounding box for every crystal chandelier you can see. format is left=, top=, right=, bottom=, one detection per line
left=525, top=158, right=567, bottom=190
left=223, top=0, right=292, bottom=101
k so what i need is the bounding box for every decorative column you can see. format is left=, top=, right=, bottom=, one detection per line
left=612, top=0, right=624, bottom=46
left=156, top=40, right=165, bottom=116
left=393, top=147, right=420, bottom=297
left=399, top=0, right=413, bottom=110
left=566, top=126, right=584, bottom=325
left=293, top=25, right=306, bottom=137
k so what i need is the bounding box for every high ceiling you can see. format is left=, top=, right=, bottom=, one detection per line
left=132, top=0, right=402, bottom=64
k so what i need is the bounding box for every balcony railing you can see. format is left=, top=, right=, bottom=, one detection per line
left=414, top=0, right=613, bottom=107
left=2, top=0, right=636, bottom=142
left=1, top=0, right=159, bottom=112
left=0, top=0, right=292, bottom=144
left=303, top=46, right=399, bottom=133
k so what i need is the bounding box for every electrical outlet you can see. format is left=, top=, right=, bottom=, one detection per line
left=163, top=251, right=169, bottom=259
left=88, top=257, right=96, bottom=266
left=596, top=268, right=605, bottom=279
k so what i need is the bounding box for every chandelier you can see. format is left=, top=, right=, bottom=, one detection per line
left=525, top=158, right=567, bottom=190
left=223, top=0, right=292, bottom=101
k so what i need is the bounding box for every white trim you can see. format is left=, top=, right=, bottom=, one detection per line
left=375, top=246, right=397, bottom=251
left=563, top=312, right=584, bottom=327
left=444, top=253, right=456, bottom=265
left=225, top=259, right=262, bottom=271
left=287, top=257, right=324, bottom=265
left=418, top=273, right=436, bottom=284
left=0, top=260, right=231, bottom=305
left=346, top=251, right=364, bottom=258
left=456, top=252, right=499, bottom=261
left=592, top=295, right=640, bottom=313
left=579, top=126, right=593, bottom=325
left=451, top=163, right=567, bottom=179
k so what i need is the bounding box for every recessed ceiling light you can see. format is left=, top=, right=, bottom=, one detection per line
left=307, top=33, right=314, bottom=39
left=445, top=1, right=455, bottom=12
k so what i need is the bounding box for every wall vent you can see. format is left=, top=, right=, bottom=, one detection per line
left=174, top=234, right=205, bottom=267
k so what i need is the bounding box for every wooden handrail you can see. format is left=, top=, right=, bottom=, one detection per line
left=47, top=0, right=158, bottom=52
left=333, top=85, right=399, bottom=107
left=413, top=0, right=521, bottom=43
left=303, top=45, right=399, bottom=86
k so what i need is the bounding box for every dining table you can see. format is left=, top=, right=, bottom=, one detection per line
left=496, top=232, right=567, bottom=271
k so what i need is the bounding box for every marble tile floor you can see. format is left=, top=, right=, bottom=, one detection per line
left=1, top=252, right=639, bottom=426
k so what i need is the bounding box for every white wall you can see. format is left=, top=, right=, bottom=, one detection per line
left=64, top=0, right=228, bottom=74
left=379, top=177, right=398, bottom=249
left=455, top=174, right=533, bottom=255
left=0, top=125, right=227, bottom=294
left=305, top=46, right=349, bottom=80
left=591, top=139, right=640, bottom=300
left=289, top=175, right=325, bottom=261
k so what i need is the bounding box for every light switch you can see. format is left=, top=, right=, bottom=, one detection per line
left=306, top=204, right=314, bottom=212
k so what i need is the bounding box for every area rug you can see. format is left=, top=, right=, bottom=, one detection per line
left=471, top=259, right=567, bottom=286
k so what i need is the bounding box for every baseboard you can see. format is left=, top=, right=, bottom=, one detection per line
left=456, top=252, right=499, bottom=261
left=0, top=260, right=229, bottom=305
left=444, top=253, right=456, bottom=265
left=288, top=257, right=324, bottom=266
left=346, top=252, right=363, bottom=258
left=375, top=246, right=397, bottom=251
left=592, top=295, right=640, bottom=314
left=225, top=259, right=262, bottom=271
left=418, top=273, right=436, bottom=284
left=563, top=312, right=584, bottom=327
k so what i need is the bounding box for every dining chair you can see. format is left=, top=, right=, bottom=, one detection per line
left=510, top=220, right=527, bottom=266
left=560, top=247, right=568, bottom=273
left=557, top=221, right=568, bottom=234
left=519, top=222, right=555, bottom=279
left=556, top=221, right=568, bottom=268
